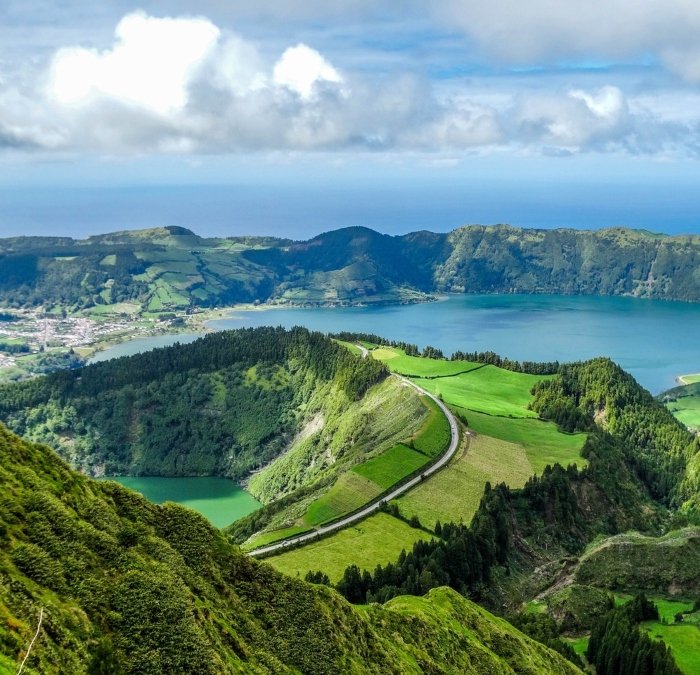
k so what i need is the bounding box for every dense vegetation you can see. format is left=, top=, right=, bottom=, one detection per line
left=586, top=595, right=682, bottom=674
left=0, top=327, right=387, bottom=478
left=0, top=423, right=584, bottom=674
left=1, top=224, right=699, bottom=313
left=530, top=359, right=700, bottom=509
left=333, top=357, right=698, bottom=604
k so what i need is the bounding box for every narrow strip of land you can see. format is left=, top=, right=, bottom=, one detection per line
left=248, top=374, right=461, bottom=557
left=677, top=372, right=700, bottom=385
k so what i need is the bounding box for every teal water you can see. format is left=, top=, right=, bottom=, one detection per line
left=93, top=294, right=700, bottom=394
left=104, top=476, right=261, bottom=528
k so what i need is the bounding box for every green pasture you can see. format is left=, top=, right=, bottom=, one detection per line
left=334, top=340, right=364, bottom=356
left=396, top=432, right=535, bottom=529
left=412, top=366, right=546, bottom=418
left=615, top=594, right=700, bottom=675
left=266, top=513, right=431, bottom=582
left=242, top=525, right=313, bottom=551
left=679, top=373, right=700, bottom=384
left=643, top=622, right=700, bottom=674
left=305, top=472, right=383, bottom=526
left=372, top=347, right=481, bottom=378
left=411, top=395, right=451, bottom=457
left=666, top=394, right=700, bottom=430
left=353, top=443, right=429, bottom=489
left=461, top=410, right=587, bottom=473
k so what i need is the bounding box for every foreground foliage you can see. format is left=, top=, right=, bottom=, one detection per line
left=0, top=423, right=582, bottom=674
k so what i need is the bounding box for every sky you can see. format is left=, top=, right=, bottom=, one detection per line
left=1, top=1, right=700, bottom=238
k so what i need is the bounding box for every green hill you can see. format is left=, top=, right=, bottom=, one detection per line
left=660, top=382, right=700, bottom=433
left=0, top=422, right=582, bottom=674
left=575, top=529, right=700, bottom=595
left=1, top=224, right=699, bottom=314
left=0, top=328, right=447, bottom=548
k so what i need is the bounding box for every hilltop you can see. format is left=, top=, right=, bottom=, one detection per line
left=1, top=225, right=699, bottom=315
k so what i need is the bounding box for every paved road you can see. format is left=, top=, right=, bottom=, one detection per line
left=248, top=366, right=462, bottom=557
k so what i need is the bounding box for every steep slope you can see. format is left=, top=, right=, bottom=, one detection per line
left=0, top=423, right=581, bottom=674
left=574, top=528, right=700, bottom=594
left=0, top=327, right=389, bottom=479
left=436, top=225, right=700, bottom=300
left=1, top=225, right=699, bottom=312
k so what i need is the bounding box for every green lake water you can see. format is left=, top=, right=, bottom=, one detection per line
left=104, top=476, right=261, bottom=528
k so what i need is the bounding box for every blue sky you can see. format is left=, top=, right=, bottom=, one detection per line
left=0, top=1, right=699, bottom=238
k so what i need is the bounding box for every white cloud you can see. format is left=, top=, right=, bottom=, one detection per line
left=438, top=0, right=700, bottom=84
left=0, top=9, right=699, bottom=158
left=273, top=44, right=344, bottom=99
left=48, top=11, right=220, bottom=114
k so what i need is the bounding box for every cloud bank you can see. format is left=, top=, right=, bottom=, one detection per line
left=0, top=9, right=698, bottom=158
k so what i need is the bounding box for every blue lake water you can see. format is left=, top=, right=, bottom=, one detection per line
left=94, top=294, right=700, bottom=394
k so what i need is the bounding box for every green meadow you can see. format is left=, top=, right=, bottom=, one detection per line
left=614, top=594, right=700, bottom=675
left=267, top=512, right=431, bottom=582
left=666, top=393, right=700, bottom=431
left=305, top=472, right=384, bottom=525
left=242, top=525, right=313, bottom=551
left=372, top=347, right=482, bottom=377
left=411, top=395, right=452, bottom=457
left=301, top=391, right=450, bottom=528
left=461, top=410, right=588, bottom=473
left=352, top=443, right=429, bottom=489
left=396, top=432, right=535, bottom=529
left=643, top=622, right=700, bottom=675
left=413, top=367, right=544, bottom=418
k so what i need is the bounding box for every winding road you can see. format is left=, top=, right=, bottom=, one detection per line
left=248, top=351, right=462, bottom=557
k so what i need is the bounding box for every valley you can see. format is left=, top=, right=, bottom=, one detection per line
left=1, top=325, right=699, bottom=673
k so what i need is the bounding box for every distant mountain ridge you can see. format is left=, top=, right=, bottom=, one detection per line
left=1, top=224, right=699, bottom=311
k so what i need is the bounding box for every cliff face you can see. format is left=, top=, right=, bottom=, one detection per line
left=1, top=224, right=699, bottom=311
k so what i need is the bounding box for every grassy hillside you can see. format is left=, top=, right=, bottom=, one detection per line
left=266, top=512, right=432, bottom=583
left=267, top=346, right=587, bottom=577
left=1, top=225, right=700, bottom=316
left=575, top=529, right=700, bottom=595
left=0, top=422, right=582, bottom=674
left=660, top=381, right=700, bottom=432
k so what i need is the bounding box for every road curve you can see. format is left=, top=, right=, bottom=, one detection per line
left=248, top=372, right=461, bottom=558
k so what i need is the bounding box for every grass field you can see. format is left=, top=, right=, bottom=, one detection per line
left=305, top=472, right=383, bottom=525
left=666, top=393, right=700, bottom=430
left=411, top=396, right=451, bottom=457
left=566, top=636, right=589, bottom=657
left=353, top=443, right=430, bottom=489
left=266, top=512, right=431, bottom=582
left=679, top=373, right=700, bottom=385
left=614, top=594, right=700, bottom=675
left=412, top=366, right=546, bottom=418
left=643, top=622, right=700, bottom=674
left=242, top=525, right=313, bottom=551
left=301, top=389, right=446, bottom=528
left=396, top=432, right=535, bottom=529
left=372, top=348, right=481, bottom=377
left=462, top=410, right=587, bottom=473
left=334, top=340, right=364, bottom=356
